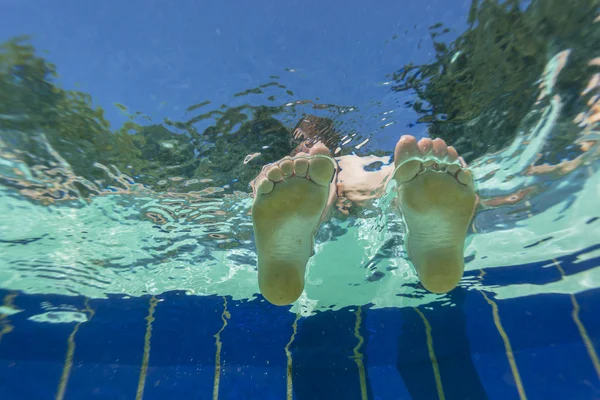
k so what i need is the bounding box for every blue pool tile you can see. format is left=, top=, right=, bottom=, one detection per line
left=141, top=365, right=214, bottom=400
left=218, top=296, right=294, bottom=400
left=576, top=288, right=600, bottom=350
left=396, top=288, right=489, bottom=400
left=496, top=292, right=600, bottom=400
left=66, top=362, right=145, bottom=400
left=1, top=282, right=599, bottom=399
left=465, top=246, right=600, bottom=290
left=0, top=294, right=77, bottom=400
left=220, top=365, right=287, bottom=400
left=291, top=306, right=373, bottom=400
left=0, top=312, right=73, bottom=364
left=367, top=366, right=412, bottom=400
left=470, top=260, right=561, bottom=287
left=62, top=295, right=149, bottom=399
left=574, top=289, right=600, bottom=398
left=363, top=307, right=412, bottom=400
left=0, top=292, right=82, bottom=364
left=463, top=289, right=523, bottom=400
left=0, top=360, right=64, bottom=400
left=140, top=292, right=225, bottom=400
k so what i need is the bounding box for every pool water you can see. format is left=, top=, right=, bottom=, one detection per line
left=1, top=0, right=599, bottom=399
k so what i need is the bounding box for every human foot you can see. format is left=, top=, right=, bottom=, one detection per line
left=393, top=135, right=477, bottom=293
left=252, top=144, right=336, bottom=305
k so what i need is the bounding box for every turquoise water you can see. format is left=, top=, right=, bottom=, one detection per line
left=1, top=0, right=600, bottom=398
left=1, top=46, right=598, bottom=314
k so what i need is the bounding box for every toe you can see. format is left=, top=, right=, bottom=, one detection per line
left=447, top=164, right=460, bottom=174
left=418, top=138, right=433, bottom=156
left=280, top=158, right=294, bottom=178
left=446, top=146, right=459, bottom=163
left=394, top=135, right=420, bottom=166
left=395, top=160, right=421, bottom=183
left=308, top=157, right=335, bottom=187
left=294, top=157, right=309, bottom=177
left=432, top=138, right=447, bottom=159
left=266, top=165, right=284, bottom=182
left=457, top=169, right=475, bottom=189
left=256, top=177, right=275, bottom=195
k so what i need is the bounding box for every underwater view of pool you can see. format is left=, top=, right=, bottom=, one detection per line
left=1, top=0, right=599, bottom=399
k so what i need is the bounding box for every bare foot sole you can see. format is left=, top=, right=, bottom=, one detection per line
left=393, top=135, right=477, bottom=293
left=252, top=145, right=335, bottom=305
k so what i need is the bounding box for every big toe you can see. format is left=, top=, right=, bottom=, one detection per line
left=308, top=156, right=335, bottom=187
left=394, top=135, right=420, bottom=166
left=395, top=160, right=421, bottom=183
left=393, top=135, right=422, bottom=183
left=256, top=177, right=275, bottom=195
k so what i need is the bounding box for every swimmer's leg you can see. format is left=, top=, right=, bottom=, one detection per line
left=251, top=144, right=336, bottom=305
left=393, top=135, right=477, bottom=293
